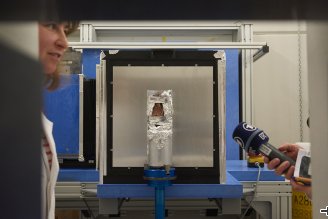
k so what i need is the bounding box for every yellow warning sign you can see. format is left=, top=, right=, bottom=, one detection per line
left=292, top=189, right=312, bottom=219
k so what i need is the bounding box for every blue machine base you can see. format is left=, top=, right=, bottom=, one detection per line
left=97, top=172, right=242, bottom=199
left=58, top=160, right=284, bottom=198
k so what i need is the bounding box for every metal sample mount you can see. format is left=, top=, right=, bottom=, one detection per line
left=146, top=90, right=173, bottom=174
left=144, top=90, right=176, bottom=219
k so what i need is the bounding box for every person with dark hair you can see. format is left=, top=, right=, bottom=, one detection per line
left=38, top=21, right=77, bottom=219
left=39, top=21, right=78, bottom=90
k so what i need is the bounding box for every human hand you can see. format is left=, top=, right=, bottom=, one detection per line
left=264, top=143, right=301, bottom=179
left=290, top=178, right=312, bottom=199
left=277, top=143, right=300, bottom=161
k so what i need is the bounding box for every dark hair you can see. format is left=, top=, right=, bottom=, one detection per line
left=45, top=21, right=79, bottom=91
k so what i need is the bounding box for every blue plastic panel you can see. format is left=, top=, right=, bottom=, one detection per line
left=58, top=169, right=99, bottom=182
left=82, top=49, right=101, bottom=79
left=227, top=160, right=285, bottom=181
left=43, top=74, right=80, bottom=156
left=225, top=49, right=240, bottom=160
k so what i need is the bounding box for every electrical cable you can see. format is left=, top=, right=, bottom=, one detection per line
left=240, top=162, right=261, bottom=219
left=82, top=198, right=96, bottom=219
left=118, top=198, right=127, bottom=211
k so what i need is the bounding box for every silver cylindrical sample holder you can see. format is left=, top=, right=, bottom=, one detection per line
left=147, top=90, right=173, bottom=169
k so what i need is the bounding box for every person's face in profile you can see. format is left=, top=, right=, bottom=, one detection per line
left=38, top=22, right=69, bottom=74
left=152, top=103, right=164, bottom=116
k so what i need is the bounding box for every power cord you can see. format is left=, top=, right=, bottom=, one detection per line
left=82, top=198, right=96, bottom=219
left=240, top=162, right=261, bottom=219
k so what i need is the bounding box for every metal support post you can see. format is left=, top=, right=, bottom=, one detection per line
left=144, top=168, right=176, bottom=219
left=240, top=24, right=254, bottom=125
left=80, top=23, right=97, bottom=42
left=155, top=186, right=165, bottom=219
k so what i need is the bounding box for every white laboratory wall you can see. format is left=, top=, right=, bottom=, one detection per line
left=0, top=22, right=38, bottom=59
left=307, top=21, right=328, bottom=218
left=252, top=21, right=310, bottom=147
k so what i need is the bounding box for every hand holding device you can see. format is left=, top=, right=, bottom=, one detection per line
left=232, top=122, right=296, bottom=166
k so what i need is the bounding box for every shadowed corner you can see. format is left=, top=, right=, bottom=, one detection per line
left=0, top=41, right=42, bottom=219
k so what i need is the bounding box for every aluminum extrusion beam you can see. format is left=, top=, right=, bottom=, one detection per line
left=69, top=41, right=267, bottom=50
